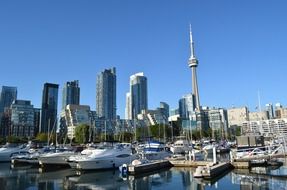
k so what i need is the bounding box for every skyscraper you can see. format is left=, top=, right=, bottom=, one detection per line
left=126, top=72, right=148, bottom=119
left=159, top=102, right=169, bottom=119
left=265, top=103, right=274, bottom=119
left=125, top=92, right=131, bottom=119
left=62, top=80, right=80, bottom=110
left=188, top=26, right=200, bottom=111
left=179, top=93, right=195, bottom=119
left=96, top=67, right=116, bottom=120
left=0, top=86, right=17, bottom=114
left=40, top=83, right=59, bottom=134
left=0, top=86, right=17, bottom=136
left=10, top=100, right=35, bottom=137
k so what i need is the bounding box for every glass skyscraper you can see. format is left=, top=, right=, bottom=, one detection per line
left=126, top=72, right=148, bottom=119
left=0, top=86, right=17, bottom=137
left=0, top=86, right=17, bottom=114
left=179, top=93, right=195, bottom=119
left=40, top=83, right=59, bottom=134
left=11, top=100, right=35, bottom=137
left=96, top=67, right=116, bottom=120
left=62, top=80, right=80, bottom=110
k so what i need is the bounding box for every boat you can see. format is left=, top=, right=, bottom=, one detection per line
left=140, top=141, right=171, bottom=160
left=69, top=142, right=136, bottom=170
left=66, top=146, right=98, bottom=169
left=216, top=141, right=231, bottom=154
left=0, top=143, right=31, bottom=162
left=170, top=137, right=192, bottom=154
left=11, top=146, right=53, bottom=166
left=38, top=147, right=75, bottom=167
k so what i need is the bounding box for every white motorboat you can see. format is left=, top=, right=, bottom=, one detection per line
left=70, top=143, right=136, bottom=170
left=140, top=141, right=171, bottom=160
left=11, top=146, right=56, bottom=165
left=38, top=147, right=75, bottom=167
left=170, top=139, right=192, bottom=154
left=0, top=143, right=31, bottom=162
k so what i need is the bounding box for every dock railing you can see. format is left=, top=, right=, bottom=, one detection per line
left=231, top=144, right=285, bottom=162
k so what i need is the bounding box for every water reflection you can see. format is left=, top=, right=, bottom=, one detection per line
left=2, top=161, right=287, bottom=190
left=231, top=169, right=287, bottom=190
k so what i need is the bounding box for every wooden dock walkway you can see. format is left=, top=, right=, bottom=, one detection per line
left=169, top=160, right=212, bottom=167
left=128, top=160, right=172, bottom=175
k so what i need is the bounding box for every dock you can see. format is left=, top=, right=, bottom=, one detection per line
left=169, top=160, right=212, bottom=167
left=193, top=162, right=233, bottom=179
left=127, top=160, right=172, bottom=175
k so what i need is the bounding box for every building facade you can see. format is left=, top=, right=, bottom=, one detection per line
left=62, top=80, right=80, bottom=110
left=125, top=92, right=131, bottom=119
left=96, top=68, right=116, bottom=120
left=275, top=107, right=287, bottom=119
left=249, top=111, right=269, bottom=121
left=178, top=93, right=195, bottom=119
left=159, top=102, right=169, bottom=119
left=208, top=108, right=228, bottom=139
left=40, top=83, right=59, bottom=134
left=126, top=72, right=148, bottom=120
left=65, top=104, right=91, bottom=140
left=265, top=103, right=274, bottom=119
left=243, top=118, right=287, bottom=137
left=227, top=107, right=249, bottom=128
left=0, top=86, right=17, bottom=137
left=10, top=100, right=35, bottom=137
left=0, top=86, right=17, bottom=114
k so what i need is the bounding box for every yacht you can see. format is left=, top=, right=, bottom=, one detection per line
left=170, top=138, right=192, bottom=154
left=38, top=147, right=75, bottom=167
left=140, top=141, right=171, bottom=160
left=70, top=143, right=136, bottom=170
left=11, top=146, right=56, bottom=165
left=0, top=143, right=31, bottom=162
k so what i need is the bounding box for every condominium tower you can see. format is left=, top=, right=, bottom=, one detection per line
left=126, top=72, right=148, bottom=119
left=96, top=67, right=116, bottom=120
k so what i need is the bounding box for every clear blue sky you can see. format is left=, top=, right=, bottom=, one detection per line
left=0, top=0, right=287, bottom=118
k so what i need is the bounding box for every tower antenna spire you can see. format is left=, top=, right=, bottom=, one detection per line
left=189, top=24, right=196, bottom=59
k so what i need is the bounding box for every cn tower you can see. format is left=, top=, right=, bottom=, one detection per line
left=188, top=25, right=200, bottom=111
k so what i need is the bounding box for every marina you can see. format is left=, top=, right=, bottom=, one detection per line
left=2, top=159, right=287, bottom=190
left=1, top=137, right=287, bottom=190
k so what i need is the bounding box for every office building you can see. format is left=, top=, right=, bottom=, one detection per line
left=0, top=86, right=17, bottom=114
left=62, top=80, right=80, bottom=110
left=10, top=100, right=35, bottom=137
left=208, top=108, right=228, bottom=139
left=179, top=93, right=195, bottom=119
left=40, top=83, right=59, bottom=134
left=265, top=103, right=274, bottom=119
left=159, top=102, right=169, bottom=119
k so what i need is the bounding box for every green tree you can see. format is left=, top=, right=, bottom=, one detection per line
left=148, top=124, right=172, bottom=142
left=0, top=137, right=5, bottom=145
left=35, top=133, right=48, bottom=142
left=192, top=129, right=201, bottom=140
left=170, top=119, right=182, bottom=137
left=75, top=124, right=90, bottom=144
left=202, top=127, right=212, bottom=138
left=7, top=136, right=21, bottom=143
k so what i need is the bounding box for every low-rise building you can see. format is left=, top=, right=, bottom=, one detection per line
left=64, top=104, right=91, bottom=140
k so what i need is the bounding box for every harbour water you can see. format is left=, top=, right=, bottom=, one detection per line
left=1, top=161, right=287, bottom=190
